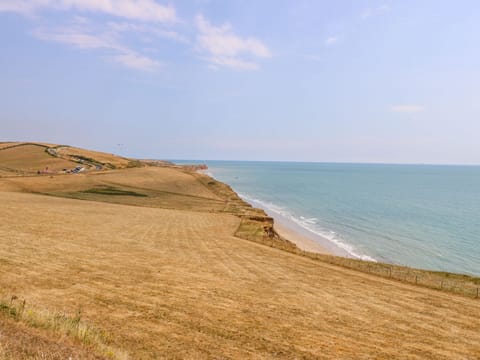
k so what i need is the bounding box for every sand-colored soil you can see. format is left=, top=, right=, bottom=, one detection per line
left=274, top=221, right=331, bottom=254
left=1, top=191, right=479, bottom=359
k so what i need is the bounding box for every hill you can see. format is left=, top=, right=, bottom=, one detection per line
left=0, top=142, right=479, bottom=359
left=0, top=142, right=133, bottom=175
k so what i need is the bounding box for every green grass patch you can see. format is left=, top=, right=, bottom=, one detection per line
left=81, top=187, right=147, bottom=197
left=72, top=155, right=100, bottom=163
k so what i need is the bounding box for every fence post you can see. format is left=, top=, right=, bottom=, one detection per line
left=388, top=267, right=391, bottom=278
left=415, top=275, right=418, bottom=285
left=476, top=288, right=479, bottom=299
left=440, top=280, right=443, bottom=289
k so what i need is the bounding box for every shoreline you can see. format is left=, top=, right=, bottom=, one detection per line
left=195, top=167, right=350, bottom=258
left=266, top=209, right=349, bottom=257
left=273, top=221, right=332, bottom=255
left=239, top=194, right=351, bottom=258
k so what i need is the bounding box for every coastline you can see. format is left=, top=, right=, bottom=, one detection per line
left=2, top=143, right=480, bottom=358
left=239, top=194, right=351, bottom=257
left=273, top=221, right=332, bottom=255
left=195, top=167, right=348, bottom=258
left=268, top=210, right=351, bottom=257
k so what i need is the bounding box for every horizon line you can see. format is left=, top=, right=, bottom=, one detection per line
left=166, top=159, right=480, bottom=167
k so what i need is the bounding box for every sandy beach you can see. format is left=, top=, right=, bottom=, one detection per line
left=274, top=221, right=332, bottom=254
left=236, top=194, right=348, bottom=257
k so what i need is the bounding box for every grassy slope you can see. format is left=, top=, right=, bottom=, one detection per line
left=53, top=145, right=132, bottom=169
left=0, top=142, right=134, bottom=175
left=0, top=142, right=479, bottom=359
left=0, top=317, right=107, bottom=360
left=0, top=144, right=77, bottom=174
left=1, top=191, right=479, bottom=359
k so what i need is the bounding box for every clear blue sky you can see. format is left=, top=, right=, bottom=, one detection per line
left=1, top=1, right=479, bottom=164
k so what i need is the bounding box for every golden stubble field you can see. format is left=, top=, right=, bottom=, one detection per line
left=0, top=144, right=77, bottom=174
left=0, top=143, right=479, bottom=359
left=1, top=191, right=480, bottom=359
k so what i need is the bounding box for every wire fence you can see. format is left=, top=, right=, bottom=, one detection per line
left=299, top=251, right=480, bottom=299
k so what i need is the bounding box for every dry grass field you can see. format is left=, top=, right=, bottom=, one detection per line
left=0, top=316, right=106, bottom=360
left=53, top=146, right=132, bottom=169
left=0, top=144, right=77, bottom=174
left=0, top=142, right=134, bottom=175
left=1, top=143, right=479, bottom=359
left=0, top=142, right=23, bottom=150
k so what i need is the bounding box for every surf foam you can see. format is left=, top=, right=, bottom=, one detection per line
left=238, top=193, right=377, bottom=262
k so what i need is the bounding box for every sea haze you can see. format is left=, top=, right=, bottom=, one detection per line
left=174, top=161, right=480, bottom=276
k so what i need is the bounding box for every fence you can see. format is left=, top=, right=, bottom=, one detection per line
left=301, top=251, right=480, bottom=299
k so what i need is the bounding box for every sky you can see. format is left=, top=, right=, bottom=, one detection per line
left=1, top=0, right=480, bottom=164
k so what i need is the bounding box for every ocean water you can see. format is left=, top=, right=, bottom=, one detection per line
left=174, top=161, right=480, bottom=276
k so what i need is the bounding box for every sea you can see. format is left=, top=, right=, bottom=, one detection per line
left=173, top=161, right=480, bottom=276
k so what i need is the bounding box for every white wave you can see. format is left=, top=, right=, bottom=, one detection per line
left=238, top=192, right=377, bottom=262
left=300, top=216, right=318, bottom=224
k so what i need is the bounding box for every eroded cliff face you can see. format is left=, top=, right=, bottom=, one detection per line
left=189, top=170, right=298, bottom=252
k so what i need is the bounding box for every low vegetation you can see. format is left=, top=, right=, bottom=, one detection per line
left=81, top=186, right=148, bottom=197
left=294, top=251, right=480, bottom=298
left=0, top=296, right=125, bottom=359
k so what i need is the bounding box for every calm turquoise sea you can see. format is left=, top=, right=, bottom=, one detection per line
left=174, top=161, right=480, bottom=276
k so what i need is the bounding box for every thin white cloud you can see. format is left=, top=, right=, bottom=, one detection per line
left=113, top=53, right=161, bottom=71
left=33, top=25, right=161, bottom=71
left=33, top=27, right=119, bottom=50
left=361, top=4, right=390, bottom=19
left=195, top=14, right=271, bottom=70
left=0, top=0, right=179, bottom=72
left=208, top=56, right=258, bottom=71
left=0, top=1, right=34, bottom=14
left=325, top=36, right=338, bottom=46
left=1, top=3, right=273, bottom=72
left=0, top=0, right=177, bottom=23
left=107, top=21, right=189, bottom=44
left=391, top=105, right=425, bottom=113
